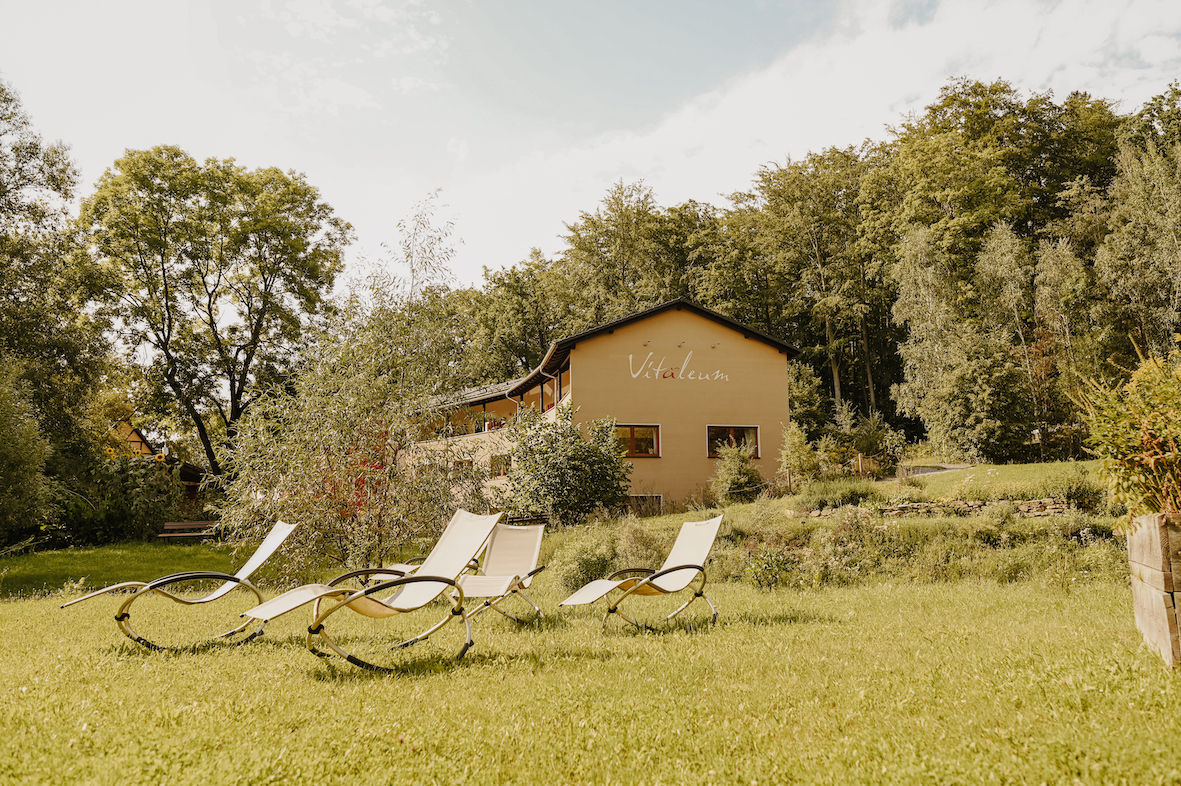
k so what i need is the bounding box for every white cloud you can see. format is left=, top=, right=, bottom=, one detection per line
left=391, top=75, right=436, bottom=94
left=439, top=0, right=1181, bottom=283
left=447, top=137, right=470, bottom=165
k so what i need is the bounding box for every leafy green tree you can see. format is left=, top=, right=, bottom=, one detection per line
left=78, top=146, right=352, bottom=476
left=694, top=200, right=794, bottom=339
left=219, top=205, right=488, bottom=578
left=752, top=147, right=869, bottom=409
left=505, top=404, right=631, bottom=526
left=1095, top=137, right=1181, bottom=359
left=560, top=180, right=661, bottom=328
left=0, top=359, right=52, bottom=545
left=464, top=251, right=571, bottom=384
left=890, top=228, right=1034, bottom=462
left=1119, top=81, right=1181, bottom=152
left=0, top=77, right=110, bottom=479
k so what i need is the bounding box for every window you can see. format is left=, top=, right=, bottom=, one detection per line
left=616, top=425, right=660, bottom=457
left=490, top=454, right=511, bottom=478
left=626, top=495, right=663, bottom=516
left=707, top=426, right=759, bottom=458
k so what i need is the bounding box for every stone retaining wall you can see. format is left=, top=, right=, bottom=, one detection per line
left=796, top=498, right=1072, bottom=519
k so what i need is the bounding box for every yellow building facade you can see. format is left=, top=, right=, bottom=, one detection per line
left=438, top=299, right=799, bottom=507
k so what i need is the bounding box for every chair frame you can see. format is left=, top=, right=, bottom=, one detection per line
left=61, top=520, right=297, bottom=650
left=306, top=571, right=474, bottom=670
left=241, top=509, right=503, bottom=671
left=559, top=515, right=723, bottom=631
left=601, top=564, right=717, bottom=630
left=463, top=523, right=547, bottom=623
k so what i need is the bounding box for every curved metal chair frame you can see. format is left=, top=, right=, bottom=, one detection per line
left=602, top=565, right=717, bottom=630
left=114, top=572, right=266, bottom=650
left=239, top=509, right=503, bottom=672
left=461, top=523, right=548, bottom=623
left=467, top=565, right=546, bottom=622
left=62, top=520, right=296, bottom=651
left=305, top=572, right=473, bottom=672
left=559, top=515, right=723, bottom=631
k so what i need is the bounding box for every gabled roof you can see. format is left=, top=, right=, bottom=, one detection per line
left=451, top=298, right=799, bottom=408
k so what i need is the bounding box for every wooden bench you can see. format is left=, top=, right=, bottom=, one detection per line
left=159, top=521, right=218, bottom=540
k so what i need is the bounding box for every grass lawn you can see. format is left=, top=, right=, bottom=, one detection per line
left=6, top=552, right=1181, bottom=783
left=900, top=460, right=1102, bottom=503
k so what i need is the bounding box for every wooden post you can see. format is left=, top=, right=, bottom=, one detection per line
left=1127, top=513, right=1181, bottom=668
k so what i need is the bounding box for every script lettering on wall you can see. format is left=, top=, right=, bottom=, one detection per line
left=628, top=351, right=729, bottom=381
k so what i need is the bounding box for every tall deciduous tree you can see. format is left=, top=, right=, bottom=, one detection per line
left=0, top=77, right=109, bottom=474
left=753, top=146, right=878, bottom=411
left=79, top=146, right=351, bottom=474
left=1096, top=135, right=1181, bottom=359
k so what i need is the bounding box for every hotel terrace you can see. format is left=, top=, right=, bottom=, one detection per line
left=429, top=298, right=800, bottom=508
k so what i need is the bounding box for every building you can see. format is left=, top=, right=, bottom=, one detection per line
left=433, top=298, right=800, bottom=508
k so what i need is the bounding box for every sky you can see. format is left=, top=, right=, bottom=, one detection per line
left=3, top=0, right=1181, bottom=286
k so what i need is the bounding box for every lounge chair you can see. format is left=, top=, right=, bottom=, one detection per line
left=459, top=522, right=546, bottom=622
left=243, top=509, right=502, bottom=671
left=61, top=519, right=298, bottom=650
left=559, top=515, right=723, bottom=629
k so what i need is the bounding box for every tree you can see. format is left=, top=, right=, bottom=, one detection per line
left=0, top=77, right=109, bottom=467
left=78, top=146, right=352, bottom=475
left=219, top=203, right=487, bottom=578
left=753, top=147, right=878, bottom=411
left=465, top=250, right=571, bottom=384
left=505, top=404, right=631, bottom=526
left=1095, top=137, right=1181, bottom=359
left=560, top=180, right=656, bottom=325
left=0, top=359, right=52, bottom=545
left=890, top=228, right=1033, bottom=462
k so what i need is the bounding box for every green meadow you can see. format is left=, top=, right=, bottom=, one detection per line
left=6, top=500, right=1181, bottom=784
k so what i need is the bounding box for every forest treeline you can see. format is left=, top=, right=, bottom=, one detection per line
left=426, top=78, right=1181, bottom=464
left=3, top=73, right=1181, bottom=547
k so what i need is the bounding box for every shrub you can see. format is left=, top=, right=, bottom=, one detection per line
left=550, top=528, right=618, bottom=593
left=793, top=478, right=883, bottom=511
left=710, top=440, right=765, bottom=505
left=778, top=421, right=820, bottom=493
left=745, top=545, right=796, bottom=590
left=615, top=514, right=665, bottom=570
left=507, top=404, right=632, bottom=526
left=1080, top=355, right=1181, bottom=524
left=53, top=452, right=185, bottom=546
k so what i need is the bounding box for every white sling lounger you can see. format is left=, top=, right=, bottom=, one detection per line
left=243, top=509, right=502, bottom=670
left=559, top=515, right=723, bottom=629
left=61, top=519, right=298, bottom=650
left=459, top=522, right=546, bottom=622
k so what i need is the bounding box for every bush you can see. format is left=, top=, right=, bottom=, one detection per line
left=52, top=452, right=185, bottom=546
left=507, top=404, right=632, bottom=526
left=745, top=545, right=797, bottom=590
left=550, top=528, right=618, bottom=593
left=709, top=440, right=765, bottom=505
left=1080, top=355, right=1181, bottom=523
left=792, top=478, right=883, bottom=511
left=615, top=515, right=665, bottom=570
